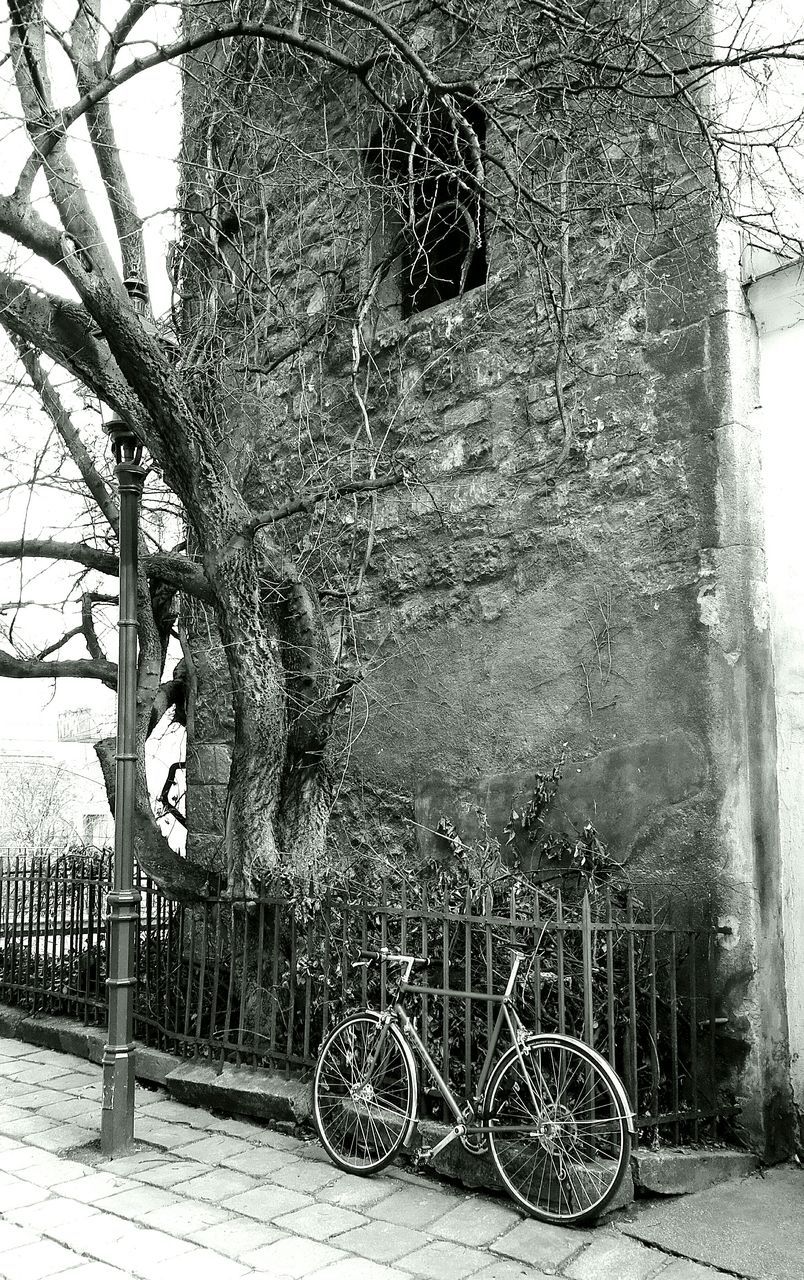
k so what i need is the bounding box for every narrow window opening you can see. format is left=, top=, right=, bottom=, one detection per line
left=368, top=96, right=488, bottom=316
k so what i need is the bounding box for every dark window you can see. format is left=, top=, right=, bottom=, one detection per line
left=369, top=97, right=487, bottom=316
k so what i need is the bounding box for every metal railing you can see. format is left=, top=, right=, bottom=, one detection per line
left=0, top=850, right=737, bottom=1142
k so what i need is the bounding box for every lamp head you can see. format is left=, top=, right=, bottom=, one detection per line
left=104, top=415, right=143, bottom=467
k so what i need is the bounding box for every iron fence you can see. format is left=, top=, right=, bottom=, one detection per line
left=0, top=850, right=737, bottom=1142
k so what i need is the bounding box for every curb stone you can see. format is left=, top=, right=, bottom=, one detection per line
left=0, top=1004, right=756, bottom=1207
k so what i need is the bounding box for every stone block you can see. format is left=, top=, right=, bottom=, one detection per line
left=186, top=744, right=232, bottom=787
left=706, top=307, right=759, bottom=427
left=186, top=783, right=227, bottom=837
left=133, top=1120, right=204, bottom=1151
left=170, top=1167, right=258, bottom=1202
left=401, top=1239, right=495, bottom=1279
left=631, top=1147, right=759, bottom=1196
left=139, top=1247, right=248, bottom=1280
left=223, top=1145, right=298, bottom=1177
left=444, top=398, right=488, bottom=430
left=165, top=1059, right=312, bottom=1125
left=183, top=835, right=225, bottom=873
left=273, top=1200, right=368, bottom=1240
left=139, top=1199, right=231, bottom=1237
left=367, top=1182, right=460, bottom=1229
left=242, top=1234, right=344, bottom=1277
left=134, top=1161, right=213, bottom=1190
left=301, top=1260, right=410, bottom=1280
left=658, top=1263, right=733, bottom=1280
left=133, top=1046, right=175, bottom=1088
left=427, top=1195, right=519, bottom=1247
left=644, top=322, right=708, bottom=378
left=188, top=1219, right=283, bottom=1260
left=168, top=1134, right=248, bottom=1165
left=0, top=1238, right=85, bottom=1280
left=489, top=1218, right=589, bottom=1269
left=332, top=1219, right=429, bottom=1263
left=565, top=1234, right=665, bottom=1280
left=94, top=1184, right=182, bottom=1222
left=270, top=1158, right=338, bottom=1194
left=221, top=1183, right=311, bottom=1222
left=317, top=1171, right=398, bottom=1212
left=411, top=1119, right=503, bottom=1193
left=608, top=1165, right=635, bottom=1213
left=472, top=1263, right=553, bottom=1280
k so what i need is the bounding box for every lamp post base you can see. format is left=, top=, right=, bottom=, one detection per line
left=101, top=1042, right=136, bottom=1155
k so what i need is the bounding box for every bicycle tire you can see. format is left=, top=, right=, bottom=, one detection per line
left=485, top=1035, right=631, bottom=1224
left=313, top=1011, right=418, bottom=1174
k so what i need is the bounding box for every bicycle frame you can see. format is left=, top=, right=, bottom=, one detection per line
left=379, top=950, right=535, bottom=1144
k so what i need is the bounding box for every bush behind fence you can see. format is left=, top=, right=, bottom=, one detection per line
left=0, top=850, right=737, bottom=1144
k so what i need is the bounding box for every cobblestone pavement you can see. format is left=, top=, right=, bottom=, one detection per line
left=0, top=1037, right=744, bottom=1279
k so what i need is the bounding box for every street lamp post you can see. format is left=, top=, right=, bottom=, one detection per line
left=101, top=415, right=146, bottom=1156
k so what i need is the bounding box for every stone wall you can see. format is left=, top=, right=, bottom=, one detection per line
left=178, top=28, right=792, bottom=1154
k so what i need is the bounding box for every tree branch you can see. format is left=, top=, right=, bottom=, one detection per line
left=81, top=591, right=111, bottom=662
left=61, top=21, right=364, bottom=136
left=14, top=341, right=120, bottom=536
left=0, top=647, right=117, bottom=686
left=70, top=0, right=147, bottom=282
left=245, top=472, right=406, bottom=536
left=0, top=539, right=213, bottom=601
left=8, top=0, right=122, bottom=284
left=99, top=0, right=156, bottom=76
left=0, top=274, right=148, bottom=431
left=35, top=624, right=83, bottom=661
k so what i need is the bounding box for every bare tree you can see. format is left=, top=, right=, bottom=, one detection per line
left=0, top=0, right=802, bottom=893
left=0, top=759, right=78, bottom=848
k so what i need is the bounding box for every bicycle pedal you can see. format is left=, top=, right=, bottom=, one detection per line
left=412, top=1147, right=432, bottom=1168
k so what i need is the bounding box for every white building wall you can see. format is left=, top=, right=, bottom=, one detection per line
left=750, top=260, right=804, bottom=1133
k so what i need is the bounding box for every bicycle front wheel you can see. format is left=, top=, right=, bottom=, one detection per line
left=313, top=1012, right=417, bottom=1174
left=485, top=1036, right=631, bottom=1225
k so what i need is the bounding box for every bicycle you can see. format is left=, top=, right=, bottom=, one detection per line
left=313, top=946, right=635, bottom=1225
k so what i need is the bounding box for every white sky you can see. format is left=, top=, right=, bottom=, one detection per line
left=0, top=3, right=182, bottom=840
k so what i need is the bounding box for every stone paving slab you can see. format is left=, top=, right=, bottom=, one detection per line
left=242, top=1234, right=345, bottom=1277
left=223, top=1145, right=300, bottom=1177
left=622, top=1165, right=804, bottom=1280
left=0, top=1237, right=85, bottom=1279
left=427, top=1196, right=520, bottom=1247
left=564, top=1235, right=666, bottom=1280
left=188, top=1218, right=284, bottom=1258
left=473, top=1262, right=553, bottom=1280
left=489, top=1219, right=590, bottom=1270
left=0, top=1035, right=767, bottom=1280
left=402, top=1238, right=496, bottom=1279
left=274, top=1202, right=369, bottom=1241
left=332, top=1219, right=430, bottom=1264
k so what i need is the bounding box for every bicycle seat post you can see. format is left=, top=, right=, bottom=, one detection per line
left=503, top=952, right=523, bottom=1000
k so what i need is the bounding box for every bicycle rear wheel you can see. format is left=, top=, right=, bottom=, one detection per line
left=485, top=1036, right=631, bottom=1224
left=313, top=1012, right=417, bottom=1174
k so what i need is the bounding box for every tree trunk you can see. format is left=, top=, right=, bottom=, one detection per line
left=203, top=530, right=340, bottom=894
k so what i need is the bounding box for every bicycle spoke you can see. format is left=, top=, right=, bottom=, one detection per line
left=314, top=1014, right=415, bottom=1173
left=487, top=1039, right=629, bottom=1225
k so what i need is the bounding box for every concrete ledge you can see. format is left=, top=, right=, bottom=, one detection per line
left=165, top=1059, right=311, bottom=1125
left=0, top=1007, right=178, bottom=1090
left=632, top=1147, right=759, bottom=1196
